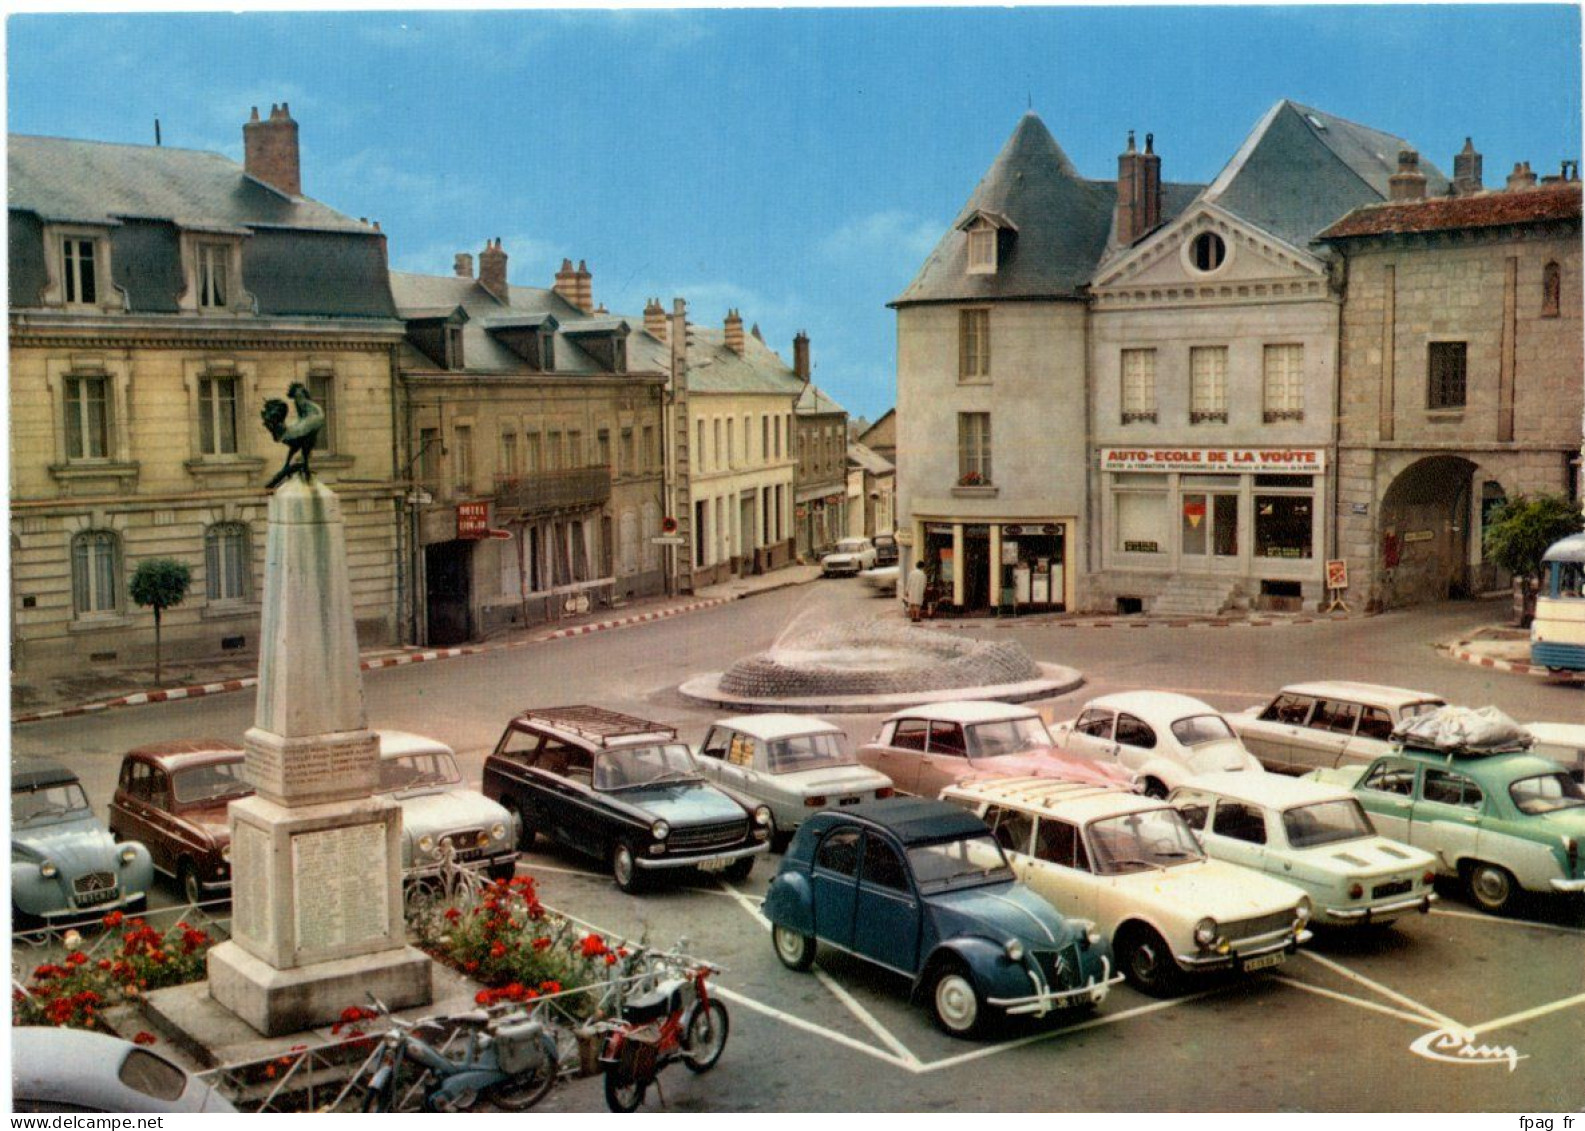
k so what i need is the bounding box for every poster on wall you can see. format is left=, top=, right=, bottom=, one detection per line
left=1001, top=540, right=1019, bottom=566
left=1325, top=559, right=1349, bottom=590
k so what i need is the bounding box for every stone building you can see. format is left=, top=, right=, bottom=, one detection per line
left=858, top=409, right=896, bottom=465
left=1320, top=160, right=1583, bottom=611
left=8, top=106, right=405, bottom=676
left=793, top=372, right=849, bottom=558
left=395, top=251, right=668, bottom=645
left=847, top=440, right=896, bottom=541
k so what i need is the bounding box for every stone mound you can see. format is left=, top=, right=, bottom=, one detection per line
left=717, top=620, right=1043, bottom=698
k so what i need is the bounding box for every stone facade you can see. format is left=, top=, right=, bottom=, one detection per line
left=685, top=387, right=798, bottom=585
left=793, top=381, right=849, bottom=559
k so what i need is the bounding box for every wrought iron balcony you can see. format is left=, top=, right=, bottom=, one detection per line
left=493, top=466, right=612, bottom=519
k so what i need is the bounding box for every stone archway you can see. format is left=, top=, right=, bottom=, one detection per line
left=1379, top=455, right=1477, bottom=607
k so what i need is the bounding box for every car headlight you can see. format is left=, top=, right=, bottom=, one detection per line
left=1294, top=896, right=1312, bottom=927
left=418, top=834, right=435, bottom=856
left=1194, top=918, right=1218, bottom=948
left=490, top=823, right=507, bottom=842
left=1004, top=938, right=1025, bottom=962
left=754, top=806, right=773, bottom=826
left=40, top=860, right=58, bottom=879
left=119, top=846, right=138, bottom=865
left=651, top=819, right=670, bottom=840
left=221, top=844, right=231, bottom=862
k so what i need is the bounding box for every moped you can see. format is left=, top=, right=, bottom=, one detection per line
left=361, top=995, right=559, bottom=1112
left=598, top=953, right=729, bottom=1112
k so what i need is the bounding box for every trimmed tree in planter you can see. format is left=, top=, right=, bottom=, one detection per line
left=1482, top=493, right=1585, bottom=626
left=129, top=558, right=192, bottom=683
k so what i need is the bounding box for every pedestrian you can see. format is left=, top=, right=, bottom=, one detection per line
left=905, top=561, right=927, bottom=622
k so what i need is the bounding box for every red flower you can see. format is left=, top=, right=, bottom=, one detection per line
left=103, top=910, right=125, bottom=928
left=532, top=937, right=553, bottom=951
left=475, top=989, right=494, bottom=1006
left=133, top=1031, right=158, bottom=1046
left=444, top=907, right=461, bottom=923
left=604, top=953, right=618, bottom=966
left=96, top=959, right=112, bottom=971
left=489, top=941, right=507, bottom=959
left=65, top=951, right=88, bottom=967
left=578, top=934, right=609, bottom=959
left=463, top=960, right=479, bottom=973
left=539, top=980, right=562, bottom=995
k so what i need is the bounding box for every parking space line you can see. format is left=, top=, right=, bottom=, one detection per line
left=1468, top=991, right=1585, bottom=1037
left=813, top=968, right=922, bottom=1067
left=1270, top=975, right=1448, bottom=1028
left=519, top=862, right=604, bottom=880
left=711, top=984, right=917, bottom=1072
left=717, top=879, right=773, bottom=927
left=1430, top=907, right=1585, bottom=935
left=1298, top=951, right=1463, bottom=1031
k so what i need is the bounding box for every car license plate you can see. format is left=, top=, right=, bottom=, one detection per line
left=698, top=858, right=729, bottom=873
left=1242, top=952, right=1286, bottom=973
left=838, top=796, right=861, bottom=806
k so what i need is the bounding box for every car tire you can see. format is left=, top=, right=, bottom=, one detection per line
left=771, top=924, right=816, bottom=971
left=1117, top=924, right=1179, bottom=997
left=928, top=961, right=988, bottom=1039
left=722, top=856, right=754, bottom=883
left=503, top=801, right=535, bottom=851
left=1463, top=861, right=1518, bottom=915
left=1141, top=778, right=1169, bottom=800
left=611, top=841, right=646, bottom=894
left=178, top=860, right=202, bottom=906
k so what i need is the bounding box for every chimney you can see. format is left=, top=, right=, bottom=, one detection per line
left=1140, top=132, right=1162, bottom=234
left=751, top=322, right=763, bottom=342
left=793, top=331, right=811, bottom=381
left=724, top=309, right=745, bottom=355
left=454, top=252, right=474, bottom=279
left=553, top=258, right=581, bottom=309
left=1116, top=130, right=1140, bottom=245
left=243, top=103, right=301, bottom=196
left=643, top=298, right=668, bottom=342
left=478, top=238, right=509, bottom=302
left=1506, top=161, right=1538, bottom=191
left=573, top=260, right=593, bottom=315
left=1453, top=137, right=1483, bottom=196
left=1389, top=148, right=1427, bottom=202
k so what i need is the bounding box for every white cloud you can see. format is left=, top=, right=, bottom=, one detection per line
left=817, top=210, right=941, bottom=266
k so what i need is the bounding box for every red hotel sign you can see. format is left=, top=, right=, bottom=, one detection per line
left=1102, top=447, right=1325, bottom=473
left=457, top=501, right=489, bottom=539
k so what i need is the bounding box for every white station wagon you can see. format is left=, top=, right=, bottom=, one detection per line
left=1170, top=772, right=1438, bottom=928
left=1229, top=681, right=1447, bottom=775
left=942, top=777, right=1313, bottom=997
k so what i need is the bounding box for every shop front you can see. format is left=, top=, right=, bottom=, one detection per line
left=1098, top=447, right=1327, bottom=609
left=911, top=517, right=1073, bottom=615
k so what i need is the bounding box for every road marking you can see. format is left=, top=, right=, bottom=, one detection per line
left=1270, top=975, right=1449, bottom=1028
left=716, top=878, right=772, bottom=927
left=710, top=984, right=917, bottom=1071
left=813, top=967, right=922, bottom=1067
left=1298, top=950, right=1463, bottom=1031
left=1430, top=907, right=1585, bottom=935
left=1468, top=991, right=1585, bottom=1037
left=516, top=862, right=604, bottom=880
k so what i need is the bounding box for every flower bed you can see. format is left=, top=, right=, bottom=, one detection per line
left=12, top=911, right=215, bottom=1032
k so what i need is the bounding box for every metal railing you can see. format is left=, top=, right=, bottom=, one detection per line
left=493, top=466, right=612, bottom=518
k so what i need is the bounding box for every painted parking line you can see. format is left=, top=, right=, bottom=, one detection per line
left=1430, top=907, right=1585, bottom=935
left=814, top=967, right=923, bottom=1068
left=1469, top=991, right=1585, bottom=1037
left=711, top=983, right=917, bottom=1072
left=1298, top=950, right=1465, bottom=1032
left=1270, top=975, right=1448, bottom=1028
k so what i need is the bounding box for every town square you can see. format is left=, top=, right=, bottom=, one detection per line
left=6, top=5, right=1583, bottom=1116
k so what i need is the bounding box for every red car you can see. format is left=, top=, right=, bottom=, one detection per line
left=858, top=701, right=1136, bottom=798
left=108, top=742, right=252, bottom=904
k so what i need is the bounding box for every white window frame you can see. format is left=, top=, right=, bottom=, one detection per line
left=1190, top=346, right=1229, bottom=424
left=64, top=373, right=111, bottom=461
left=1120, top=349, right=1157, bottom=423
left=1263, top=344, right=1304, bottom=422
left=205, top=522, right=252, bottom=604
left=966, top=222, right=997, bottom=275
left=198, top=373, right=241, bottom=456
left=71, top=529, right=121, bottom=617
left=960, top=308, right=991, bottom=381
left=42, top=225, right=113, bottom=310
left=958, top=412, right=992, bottom=485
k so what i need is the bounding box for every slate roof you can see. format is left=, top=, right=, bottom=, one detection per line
left=9, top=133, right=396, bottom=319
left=1203, top=100, right=1450, bottom=247
left=1319, top=182, right=1582, bottom=240
left=847, top=441, right=894, bottom=476
left=795, top=382, right=846, bottom=416
left=390, top=271, right=669, bottom=377
left=683, top=326, right=805, bottom=397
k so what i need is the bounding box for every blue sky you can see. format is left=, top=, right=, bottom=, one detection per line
left=8, top=6, right=1580, bottom=420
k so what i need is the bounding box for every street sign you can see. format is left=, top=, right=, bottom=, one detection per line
left=661, top=515, right=679, bottom=534
left=457, top=501, right=489, bottom=539
left=651, top=535, right=687, bottom=546
left=486, top=528, right=513, bottom=540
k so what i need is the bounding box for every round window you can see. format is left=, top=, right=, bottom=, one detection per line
left=1190, top=232, right=1226, bottom=273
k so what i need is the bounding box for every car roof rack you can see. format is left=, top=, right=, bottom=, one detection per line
left=515, top=705, right=677, bottom=747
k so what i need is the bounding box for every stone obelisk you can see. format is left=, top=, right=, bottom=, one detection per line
left=207, top=477, right=431, bottom=1035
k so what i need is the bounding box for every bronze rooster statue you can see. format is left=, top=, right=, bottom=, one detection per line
left=261, top=382, right=325, bottom=489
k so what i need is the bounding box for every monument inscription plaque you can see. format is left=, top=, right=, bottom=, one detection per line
left=231, top=821, right=270, bottom=943
left=291, top=823, right=389, bottom=952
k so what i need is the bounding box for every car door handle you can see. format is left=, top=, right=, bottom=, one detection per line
left=1461, top=814, right=1480, bottom=824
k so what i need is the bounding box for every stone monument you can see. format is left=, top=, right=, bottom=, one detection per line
left=207, top=396, right=430, bottom=1035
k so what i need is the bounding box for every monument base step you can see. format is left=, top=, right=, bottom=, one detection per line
left=207, top=940, right=435, bottom=1038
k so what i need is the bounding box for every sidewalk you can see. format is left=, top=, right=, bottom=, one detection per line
left=1442, top=623, right=1582, bottom=680
left=11, top=565, right=823, bottom=725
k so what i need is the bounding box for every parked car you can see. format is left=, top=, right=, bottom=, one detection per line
left=873, top=533, right=900, bottom=567
left=695, top=714, right=894, bottom=846
left=821, top=537, right=877, bottom=577
left=376, top=731, right=518, bottom=882
left=108, top=741, right=251, bottom=904
left=763, top=798, right=1119, bottom=1038
left=859, top=701, right=1136, bottom=798
left=482, top=706, right=771, bottom=893
left=13, top=1027, right=237, bottom=1113
left=1169, top=772, right=1438, bottom=928
left=1229, top=681, right=1447, bottom=775
left=12, top=760, right=154, bottom=928
left=1307, top=715, right=1585, bottom=914
left=859, top=564, right=900, bottom=595
left=1051, top=692, right=1261, bottom=797
left=1522, top=722, right=1585, bottom=782
left=942, top=778, right=1313, bottom=997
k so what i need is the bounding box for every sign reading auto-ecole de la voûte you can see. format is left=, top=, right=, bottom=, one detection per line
left=1101, top=448, right=1326, bottom=473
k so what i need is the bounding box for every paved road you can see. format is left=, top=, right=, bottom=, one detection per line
left=13, top=582, right=1584, bottom=1110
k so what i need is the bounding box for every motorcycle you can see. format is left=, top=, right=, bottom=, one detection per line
left=361, top=994, right=560, bottom=1112
left=598, top=955, right=730, bottom=1112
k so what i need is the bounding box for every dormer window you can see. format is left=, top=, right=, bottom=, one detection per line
left=538, top=329, right=555, bottom=372
left=967, top=225, right=997, bottom=274
left=446, top=326, right=465, bottom=370
left=62, top=237, right=97, bottom=305
left=196, top=243, right=230, bottom=308
left=958, top=210, right=1015, bottom=277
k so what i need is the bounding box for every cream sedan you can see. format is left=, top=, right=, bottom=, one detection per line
left=942, top=777, right=1313, bottom=997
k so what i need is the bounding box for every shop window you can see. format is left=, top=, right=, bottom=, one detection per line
left=1255, top=494, right=1312, bottom=559
left=959, top=309, right=990, bottom=380
left=1120, top=349, right=1156, bottom=423
left=1428, top=342, right=1467, bottom=409
left=1190, top=346, right=1228, bottom=423
left=1262, top=344, right=1304, bottom=422
left=1115, top=482, right=1167, bottom=554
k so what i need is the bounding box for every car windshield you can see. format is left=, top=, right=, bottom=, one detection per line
left=12, top=782, right=92, bottom=826
left=377, top=752, right=462, bottom=793
left=1282, top=799, right=1375, bottom=848
left=1087, top=808, right=1205, bottom=874
left=595, top=744, right=701, bottom=790
left=835, top=540, right=868, bottom=554
left=1508, top=773, right=1585, bottom=815
left=172, top=760, right=251, bottom=805
left=1170, top=715, right=1236, bottom=746
left=767, top=732, right=853, bottom=773
left=906, top=834, right=1015, bottom=891
left=969, top=717, right=1051, bottom=758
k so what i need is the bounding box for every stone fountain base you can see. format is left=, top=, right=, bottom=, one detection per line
left=678, top=662, right=1082, bottom=714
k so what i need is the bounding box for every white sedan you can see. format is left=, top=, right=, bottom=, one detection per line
left=1051, top=691, right=1263, bottom=798
left=820, top=537, right=877, bottom=577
